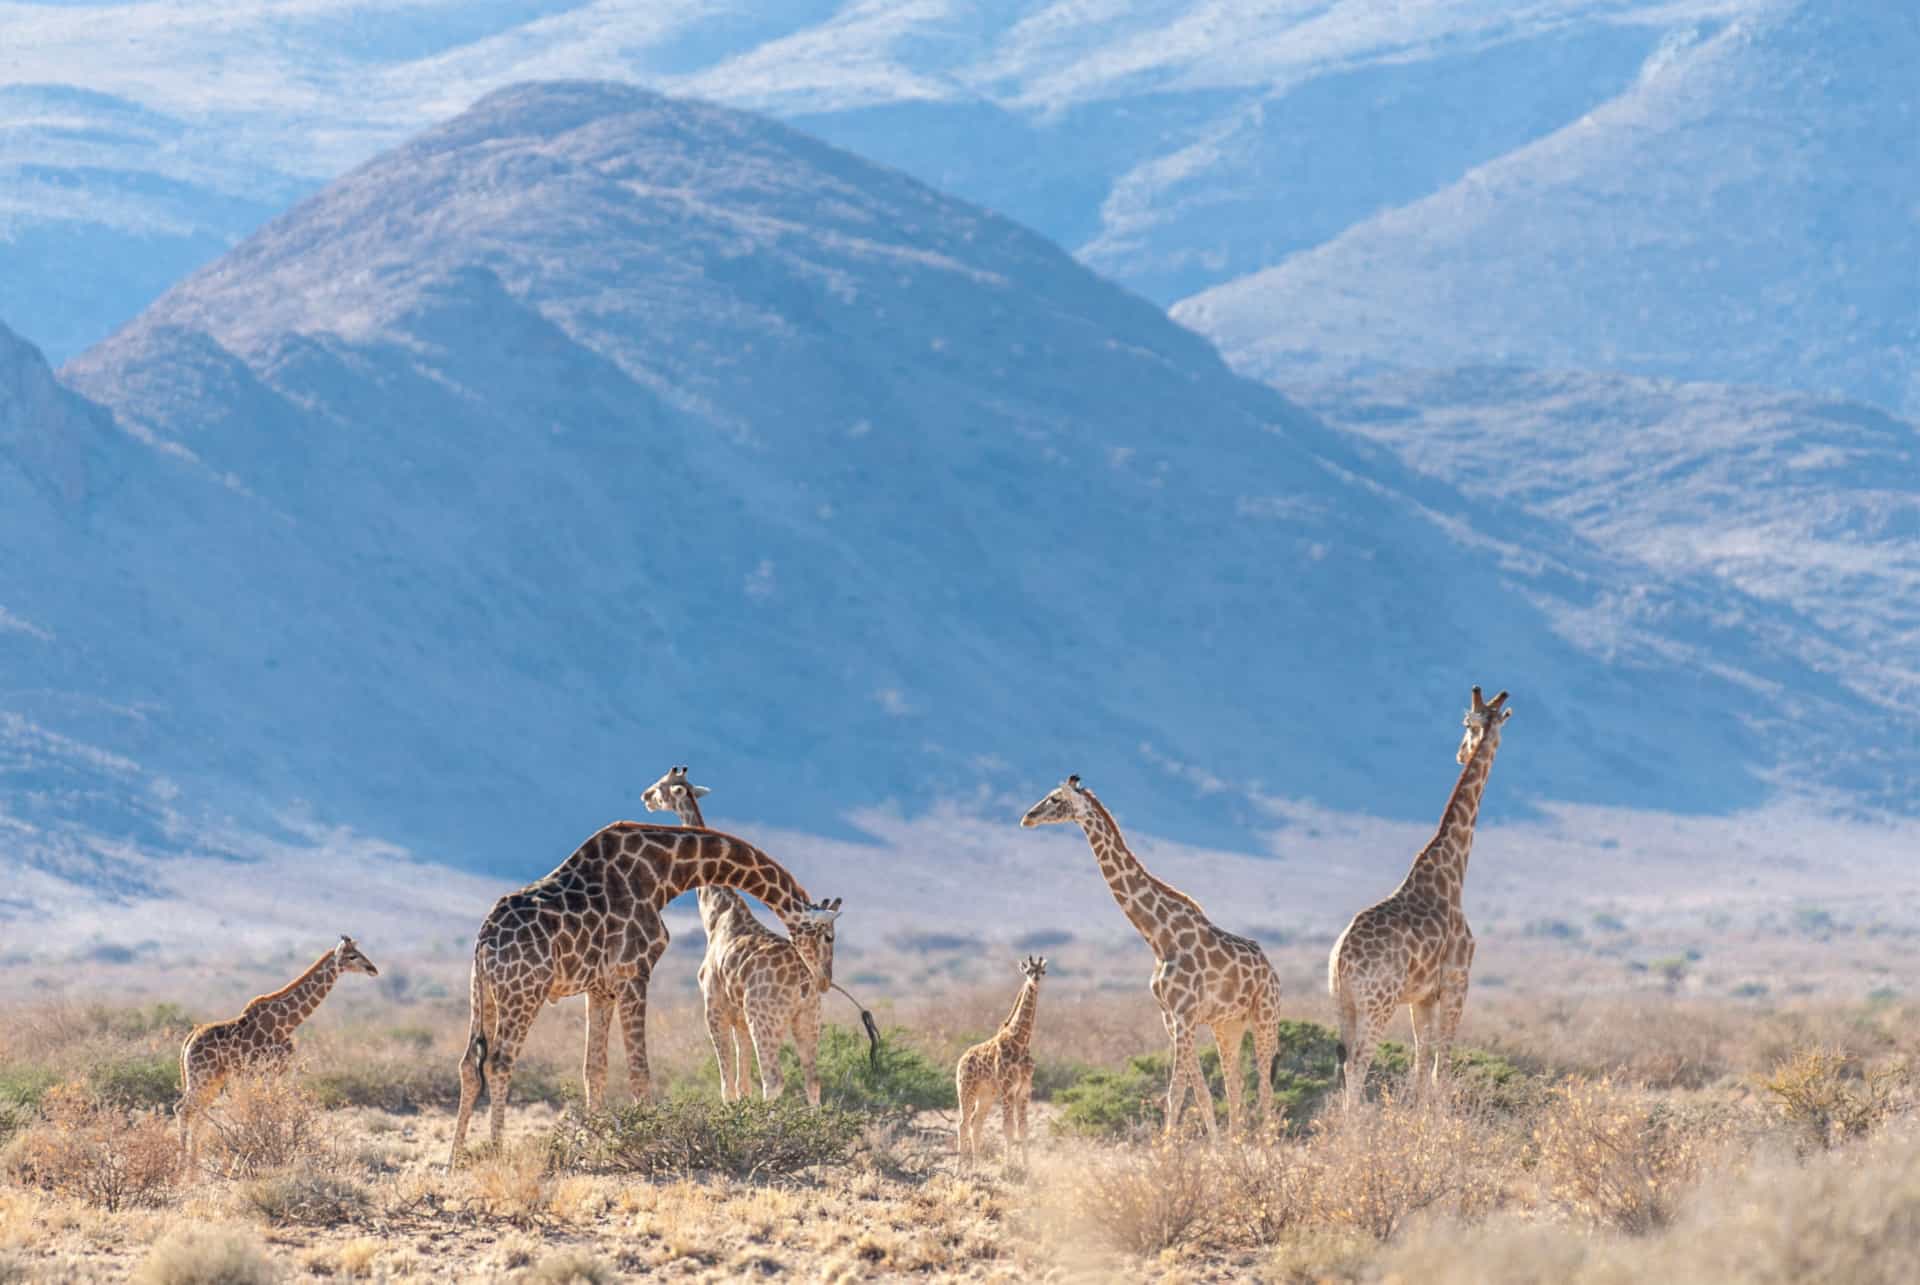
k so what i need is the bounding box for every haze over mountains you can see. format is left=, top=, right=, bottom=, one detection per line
left=6, top=0, right=1911, bottom=421
left=4, top=81, right=1903, bottom=904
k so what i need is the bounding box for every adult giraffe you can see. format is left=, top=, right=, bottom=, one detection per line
left=449, top=816, right=839, bottom=1164
left=1329, top=685, right=1513, bottom=1107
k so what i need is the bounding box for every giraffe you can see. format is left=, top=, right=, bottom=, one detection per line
left=1021, top=776, right=1282, bottom=1139
left=955, top=955, right=1046, bottom=1162
left=449, top=812, right=840, bottom=1165
left=640, top=764, right=845, bottom=1105
left=176, top=936, right=379, bottom=1164
left=1329, top=686, right=1513, bottom=1108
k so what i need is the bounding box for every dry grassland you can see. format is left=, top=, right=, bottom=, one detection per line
left=3, top=923, right=1920, bottom=1282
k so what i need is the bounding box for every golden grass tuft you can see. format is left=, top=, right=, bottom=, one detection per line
left=130, top=1223, right=276, bottom=1285
left=5, top=1083, right=181, bottom=1211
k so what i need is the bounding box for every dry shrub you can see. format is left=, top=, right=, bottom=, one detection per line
left=464, top=1139, right=552, bottom=1223
left=131, top=1224, right=277, bottom=1285
left=1533, top=1077, right=1721, bottom=1233
left=198, top=1074, right=328, bottom=1178
left=1059, top=1139, right=1214, bottom=1255
left=520, top=1249, right=617, bottom=1284
left=5, top=1083, right=180, bottom=1211
left=1211, top=1142, right=1311, bottom=1244
left=240, top=1164, right=370, bottom=1227
left=1763, top=1047, right=1910, bottom=1152
left=1297, top=1093, right=1508, bottom=1240
left=549, top=1098, right=861, bottom=1178
left=0, top=1253, right=24, bottom=1285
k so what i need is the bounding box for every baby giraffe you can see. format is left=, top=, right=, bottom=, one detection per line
left=956, top=955, right=1046, bottom=1163
left=177, top=936, right=379, bottom=1164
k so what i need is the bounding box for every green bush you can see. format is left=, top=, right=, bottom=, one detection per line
left=85, top=1003, right=197, bottom=1040
left=764, top=1021, right=952, bottom=1114
left=0, top=1065, right=58, bottom=1115
left=549, top=1097, right=861, bottom=1178
left=1054, top=1022, right=1527, bottom=1137
left=87, top=1053, right=181, bottom=1110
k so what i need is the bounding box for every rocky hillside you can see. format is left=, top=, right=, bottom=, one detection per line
left=5, top=83, right=1875, bottom=880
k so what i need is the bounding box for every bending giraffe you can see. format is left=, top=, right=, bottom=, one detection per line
left=1021, top=776, right=1282, bottom=1139
left=177, top=936, right=379, bottom=1164
left=956, top=955, right=1046, bottom=1162
left=641, top=764, right=869, bottom=1105
left=450, top=813, right=839, bottom=1165
left=1330, top=686, right=1513, bottom=1107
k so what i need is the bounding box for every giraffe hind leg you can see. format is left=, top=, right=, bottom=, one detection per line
left=1212, top=1019, right=1247, bottom=1139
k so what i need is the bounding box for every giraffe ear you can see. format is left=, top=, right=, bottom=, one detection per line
left=1499, top=704, right=1514, bottom=722
left=691, top=785, right=711, bottom=797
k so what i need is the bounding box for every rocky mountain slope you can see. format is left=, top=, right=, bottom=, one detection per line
left=1177, top=4, right=1920, bottom=415
left=1304, top=367, right=1920, bottom=721
left=6, top=83, right=1880, bottom=881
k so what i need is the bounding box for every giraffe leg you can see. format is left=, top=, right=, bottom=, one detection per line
left=616, top=976, right=654, bottom=1103
left=1212, top=1019, right=1247, bottom=1139
left=702, top=984, right=738, bottom=1102
left=1014, top=1080, right=1032, bottom=1161
left=792, top=1003, right=822, bottom=1108
left=1166, top=1019, right=1216, bottom=1140
left=729, top=1015, right=753, bottom=1100
left=1252, top=1016, right=1279, bottom=1136
left=1429, top=968, right=1472, bottom=1098
left=484, top=1002, right=540, bottom=1154
left=1000, top=1089, right=1018, bottom=1159
left=583, top=989, right=616, bottom=1114
left=1341, top=1005, right=1381, bottom=1112
left=746, top=996, right=786, bottom=1101
left=1409, top=997, right=1440, bottom=1098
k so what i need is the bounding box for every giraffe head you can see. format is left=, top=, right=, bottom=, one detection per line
left=333, top=935, right=379, bottom=977
left=790, top=896, right=841, bottom=993
left=1018, top=954, right=1048, bottom=983
left=1018, top=775, right=1094, bottom=828
left=641, top=764, right=710, bottom=823
left=1457, top=686, right=1513, bottom=764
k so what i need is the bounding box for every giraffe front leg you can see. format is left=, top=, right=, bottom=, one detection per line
left=792, top=1003, right=822, bottom=1108
left=1165, top=1019, right=1215, bottom=1140
left=584, top=989, right=616, bottom=1114
left=1211, top=1019, right=1247, bottom=1140
left=1409, top=997, right=1439, bottom=1099
left=745, top=997, right=786, bottom=1102
left=617, top=977, right=654, bottom=1103
left=1429, top=967, right=1472, bottom=1099
left=701, top=981, right=739, bottom=1103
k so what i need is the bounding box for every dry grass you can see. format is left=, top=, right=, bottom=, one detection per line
left=4, top=1083, right=181, bottom=1212
left=8, top=967, right=1920, bottom=1281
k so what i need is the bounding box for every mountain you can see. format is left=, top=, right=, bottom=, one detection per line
left=1303, top=367, right=1920, bottom=722
left=7, top=82, right=1884, bottom=882
left=8, top=1, right=1777, bottom=366
left=1176, top=4, right=1920, bottom=416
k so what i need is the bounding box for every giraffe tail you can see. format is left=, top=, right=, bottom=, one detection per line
left=830, top=982, right=882, bottom=1069
left=464, top=948, right=498, bottom=1102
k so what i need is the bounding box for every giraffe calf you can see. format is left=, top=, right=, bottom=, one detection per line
left=956, top=956, right=1046, bottom=1162
left=177, top=936, right=379, bottom=1165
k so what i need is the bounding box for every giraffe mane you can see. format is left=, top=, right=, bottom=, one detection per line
left=242, top=947, right=334, bottom=1009
left=1080, top=790, right=1208, bottom=916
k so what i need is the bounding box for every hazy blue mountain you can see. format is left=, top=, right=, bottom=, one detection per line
left=15, top=0, right=1873, bottom=409
left=1178, top=4, right=1920, bottom=416
left=1305, top=367, right=1920, bottom=723
left=5, top=83, right=1884, bottom=880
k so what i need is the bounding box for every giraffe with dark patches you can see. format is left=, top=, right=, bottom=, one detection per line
left=449, top=813, right=840, bottom=1165
left=177, top=937, right=379, bottom=1164
left=1330, top=685, right=1513, bottom=1108
left=1021, top=776, right=1282, bottom=1139
left=956, top=955, right=1046, bottom=1161
left=640, top=765, right=843, bottom=1105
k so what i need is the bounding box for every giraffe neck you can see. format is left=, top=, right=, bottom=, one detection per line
left=1001, top=979, right=1040, bottom=1053
left=652, top=832, right=813, bottom=932
left=1404, top=727, right=1503, bottom=903
left=1076, top=790, right=1202, bottom=958
left=247, top=949, right=343, bottom=1038
left=666, top=796, right=749, bottom=930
